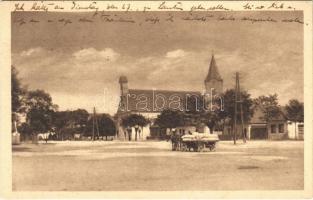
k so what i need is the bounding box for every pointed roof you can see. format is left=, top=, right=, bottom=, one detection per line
left=205, top=54, right=223, bottom=82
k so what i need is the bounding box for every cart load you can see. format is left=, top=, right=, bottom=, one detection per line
left=180, top=132, right=219, bottom=152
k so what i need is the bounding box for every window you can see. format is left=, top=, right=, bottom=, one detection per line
left=298, top=124, right=304, bottom=135
left=271, top=124, right=276, bottom=133
left=278, top=124, right=284, bottom=133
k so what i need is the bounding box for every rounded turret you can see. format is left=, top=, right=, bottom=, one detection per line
left=119, top=75, right=129, bottom=96
left=119, top=75, right=128, bottom=84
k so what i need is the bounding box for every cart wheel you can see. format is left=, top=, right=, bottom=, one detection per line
left=198, top=142, right=202, bottom=152
left=196, top=144, right=201, bottom=152
left=213, top=143, right=217, bottom=151
left=172, top=143, right=176, bottom=151
left=209, top=144, right=216, bottom=151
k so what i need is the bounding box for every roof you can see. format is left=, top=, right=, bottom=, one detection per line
left=205, top=54, right=223, bottom=82
left=250, top=107, right=267, bottom=124
left=118, top=89, right=201, bottom=113
left=250, top=105, right=287, bottom=124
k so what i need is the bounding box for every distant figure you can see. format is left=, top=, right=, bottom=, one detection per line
left=138, top=129, right=141, bottom=140
left=170, top=131, right=180, bottom=151
left=127, top=127, right=132, bottom=141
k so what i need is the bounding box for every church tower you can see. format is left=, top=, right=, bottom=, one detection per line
left=204, top=54, right=223, bottom=94
left=119, top=75, right=129, bottom=96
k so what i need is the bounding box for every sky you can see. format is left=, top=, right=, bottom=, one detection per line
left=12, top=11, right=304, bottom=115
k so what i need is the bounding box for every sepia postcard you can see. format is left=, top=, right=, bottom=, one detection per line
left=0, top=0, right=312, bottom=199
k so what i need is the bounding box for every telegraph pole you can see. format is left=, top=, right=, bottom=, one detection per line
left=237, top=74, right=246, bottom=143
left=95, top=108, right=100, bottom=139
left=92, top=107, right=95, bottom=141
left=233, top=72, right=246, bottom=145
left=233, top=73, right=238, bottom=144
left=92, top=107, right=100, bottom=141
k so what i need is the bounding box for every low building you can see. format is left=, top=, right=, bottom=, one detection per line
left=287, top=121, right=304, bottom=140
left=247, top=106, right=303, bottom=140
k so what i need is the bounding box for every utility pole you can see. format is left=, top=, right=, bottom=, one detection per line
left=92, top=107, right=100, bottom=141
left=237, top=74, right=246, bottom=143
left=233, top=72, right=246, bottom=145
left=92, top=107, right=95, bottom=141
left=233, top=73, right=238, bottom=144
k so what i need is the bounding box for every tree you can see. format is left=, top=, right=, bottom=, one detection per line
left=221, top=89, right=254, bottom=131
left=201, top=111, right=220, bottom=134
left=85, top=114, right=117, bottom=140
left=186, top=94, right=223, bottom=134
left=254, top=94, right=281, bottom=122
left=52, top=111, right=70, bottom=140
left=71, top=109, right=89, bottom=128
left=25, top=90, right=57, bottom=143
left=155, top=109, right=185, bottom=134
left=11, top=66, right=26, bottom=126
left=17, top=122, right=33, bottom=141
left=254, top=94, right=281, bottom=138
left=285, top=99, right=304, bottom=122
left=98, top=114, right=116, bottom=140
left=52, top=109, right=89, bottom=140
left=121, top=114, right=149, bottom=141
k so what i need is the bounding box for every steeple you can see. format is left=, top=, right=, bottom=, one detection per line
left=205, top=54, right=222, bottom=82
left=119, top=75, right=129, bottom=96
left=204, top=54, right=223, bottom=94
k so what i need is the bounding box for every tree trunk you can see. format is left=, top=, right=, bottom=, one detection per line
left=32, top=133, right=38, bottom=144
left=45, top=133, right=48, bottom=143
left=266, top=123, right=269, bottom=140
left=124, top=130, right=127, bottom=140
left=128, top=131, right=132, bottom=141
left=135, top=130, right=138, bottom=141
left=222, top=119, right=225, bottom=134
left=295, top=122, right=297, bottom=139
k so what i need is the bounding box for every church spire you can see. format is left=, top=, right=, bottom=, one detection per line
left=204, top=53, right=223, bottom=94
left=205, top=54, right=222, bottom=82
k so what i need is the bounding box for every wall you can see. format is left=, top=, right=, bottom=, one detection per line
left=116, top=112, right=159, bottom=140
left=287, top=121, right=304, bottom=140
left=205, top=79, right=223, bottom=95
left=267, top=121, right=287, bottom=140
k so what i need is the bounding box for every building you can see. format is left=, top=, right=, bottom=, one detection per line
left=286, top=121, right=304, bottom=140
left=247, top=106, right=304, bottom=140
left=115, top=54, right=223, bottom=140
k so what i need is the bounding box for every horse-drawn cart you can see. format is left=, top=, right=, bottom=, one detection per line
left=171, top=133, right=219, bottom=152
